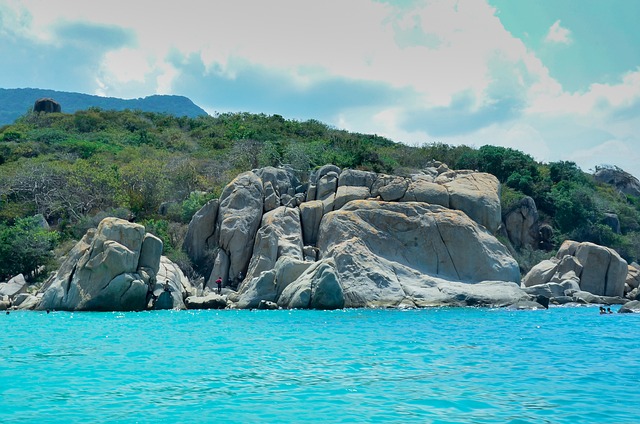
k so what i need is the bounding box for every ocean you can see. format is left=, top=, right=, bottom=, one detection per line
left=0, top=306, right=637, bottom=423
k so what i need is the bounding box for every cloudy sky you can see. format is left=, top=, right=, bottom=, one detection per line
left=1, top=0, right=639, bottom=177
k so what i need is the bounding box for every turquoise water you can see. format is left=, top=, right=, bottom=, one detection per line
left=0, top=306, right=637, bottom=423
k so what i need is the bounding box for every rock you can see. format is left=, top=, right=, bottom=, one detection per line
left=573, top=242, right=627, bottom=297
left=235, top=270, right=277, bottom=309
left=33, top=98, right=61, bottom=113
left=185, top=293, right=227, bottom=309
left=0, top=274, right=27, bottom=298
left=183, top=198, right=218, bottom=269
left=523, top=240, right=628, bottom=298
left=150, top=256, right=193, bottom=310
left=317, top=200, right=520, bottom=308
left=538, top=224, right=554, bottom=250
left=277, top=259, right=344, bottom=310
left=593, top=166, right=640, bottom=198
left=254, top=167, right=300, bottom=206
left=442, top=173, right=502, bottom=233
left=244, top=206, right=303, bottom=284
left=521, top=260, right=558, bottom=287
left=258, top=300, right=279, bottom=310
left=619, top=300, right=640, bottom=313
left=300, top=201, right=323, bottom=246
left=602, top=213, right=621, bottom=234
left=37, top=218, right=161, bottom=311
left=400, top=176, right=449, bottom=207
left=626, top=265, right=640, bottom=290
left=263, top=181, right=279, bottom=212
left=338, top=169, right=376, bottom=188
left=372, top=175, right=408, bottom=201
left=508, top=299, right=548, bottom=310
left=316, top=172, right=338, bottom=201
left=334, top=186, right=371, bottom=210
left=215, top=171, right=264, bottom=282
left=312, top=165, right=341, bottom=184
left=503, top=197, right=539, bottom=249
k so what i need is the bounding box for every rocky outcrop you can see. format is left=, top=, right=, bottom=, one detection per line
left=522, top=240, right=628, bottom=299
left=36, top=218, right=172, bottom=311
left=593, top=166, right=640, bottom=198
left=177, top=164, right=525, bottom=310
left=0, top=274, right=27, bottom=299
left=33, top=98, right=61, bottom=113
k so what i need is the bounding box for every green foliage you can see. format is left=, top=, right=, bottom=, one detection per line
left=0, top=216, right=59, bottom=280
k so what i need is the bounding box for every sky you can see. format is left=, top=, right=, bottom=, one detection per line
left=1, top=0, right=639, bottom=178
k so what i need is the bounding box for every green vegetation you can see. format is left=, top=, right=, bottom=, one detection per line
left=1, top=108, right=639, bottom=281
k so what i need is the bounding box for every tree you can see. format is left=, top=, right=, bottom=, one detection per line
left=0, top=216, right=59, bottom=280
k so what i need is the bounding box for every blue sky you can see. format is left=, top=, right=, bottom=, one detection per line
left=1, top=0, right=639, bottom=177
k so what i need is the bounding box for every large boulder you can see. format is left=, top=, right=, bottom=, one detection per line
left=277, top=259, right=344, bottom=309
left=150, top=256, right=194, bottom=310
left=0, top=274, right=27, bottom=299
left=213, top=172, right=264, bottom=284
left=522, top=240, right=628, bottom=298
left=37, top=218, right=162, bottom=311
left=243, top=206, right=303, bottom=283
left=33, top=98, right=61, bottom=113
left=400, top=176, right=449, bottom=207
left=183, top=198, right=218, bottom=269
left=316, top=200, right=520, bottom=308
left=503, top=196, right=539, bottom=249
left=442, top=173, right=502, bottom=233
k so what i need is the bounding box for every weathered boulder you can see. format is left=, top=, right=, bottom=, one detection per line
left=522, top=240, right=628, bottom=298
left=572, top=242, right=627, bottom=297
left=334, top=186, right=371, bottom=210
left=244, top=206, right=303, bottom=284
left=33, top=98, right=61, bottom=113
left=316, top=172, right=339, bottom=202
left=371, top=175, right=408, bottom=201
left=37, top=218, right=162, bottom=311
left=626, top=264, right=640, bottom=290
left=602, top=213, right=621, bottom=234
left=442, top=173, right=501, bottom=233
left=213, top=171, right=264, bottom=284
left=400, top=176, right=449, bottom=207
left=255, top=166, right=300, bottom=206
left=338, top=169, right=376, bottom=188
left=313, top=165, right=341, bottom=184
left=593, top=166, right=640, bottom=198
left=183, top=198, right=218, bottom=268
left=185, top=293, right=227, bottom=309
left=149, top=256, right=193, bottom=310
left=277, top=259, right=344, bottom=310
left=0, top=274, right=27, bottom=298
left=300, top=200, right=323, bottom=245
left=316, top=200, right=519, bottom=308
left=234, top=270, right=277, bottom=309
left=503, top=196, right=539, bottom=249
left=619, top=300, right=640, bottom=313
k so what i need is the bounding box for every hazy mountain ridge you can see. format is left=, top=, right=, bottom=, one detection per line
left=0, top=88, right=208, bottom=125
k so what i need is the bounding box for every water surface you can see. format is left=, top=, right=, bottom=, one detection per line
left=0, top=307, right=636, bottom=423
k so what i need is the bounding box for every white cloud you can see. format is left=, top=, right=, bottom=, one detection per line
left=2, top=0, right=640, bottom=178
left=545, top=20, right=572, bottom=44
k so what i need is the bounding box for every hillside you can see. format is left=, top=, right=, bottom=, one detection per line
left=1, top=107, right=639, bottom=283
left=0, top=88, right=208, bottom=125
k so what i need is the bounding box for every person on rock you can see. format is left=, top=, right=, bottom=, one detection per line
left=215, top=276, right=222, bottom=294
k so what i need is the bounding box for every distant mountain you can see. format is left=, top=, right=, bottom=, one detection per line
left=0, top=88, right=208, bottom=125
